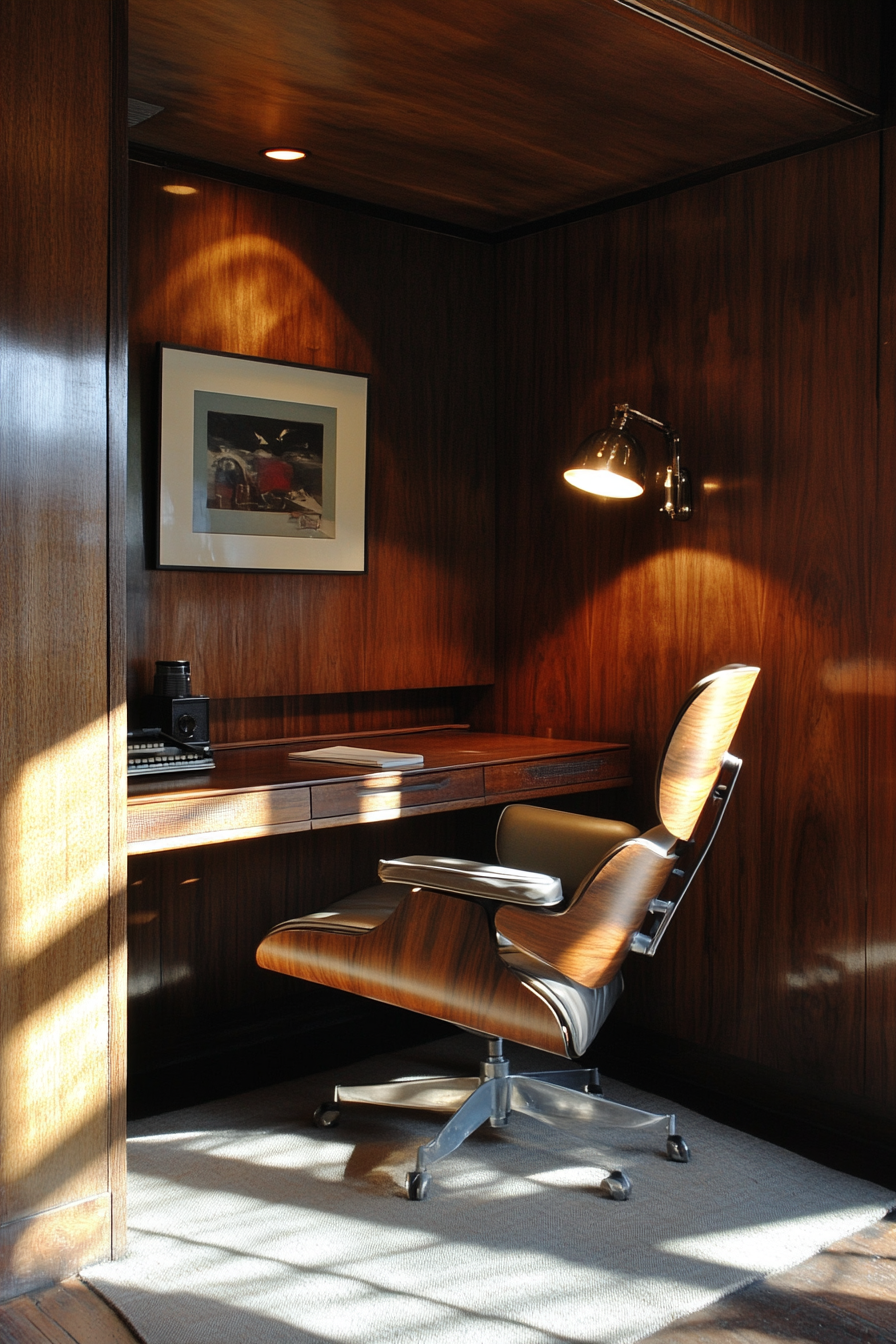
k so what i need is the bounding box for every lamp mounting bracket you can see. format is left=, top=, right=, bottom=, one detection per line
left=613, top=403, right=692, bottom=520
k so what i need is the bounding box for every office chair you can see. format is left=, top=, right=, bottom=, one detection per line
left=257, top=665, right=759, bottom=1199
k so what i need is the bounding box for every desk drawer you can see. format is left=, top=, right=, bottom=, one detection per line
left=312, top=767, right=484, bottom=821
left=485, top=751, right=628, bottom=796
left=128, top=786, right=311, bottom=852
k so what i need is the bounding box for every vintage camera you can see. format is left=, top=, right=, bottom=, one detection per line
left=141, top=659, right=210, bottom=746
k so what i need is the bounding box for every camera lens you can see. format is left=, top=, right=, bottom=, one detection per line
left=154, top=660, right=192, bottom=697
left=176, top=713, right=197, bottom=740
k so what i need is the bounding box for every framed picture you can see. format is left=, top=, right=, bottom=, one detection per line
left=157, top=344, right=368, bottom=572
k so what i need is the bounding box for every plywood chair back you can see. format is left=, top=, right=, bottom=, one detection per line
left=655, top=664, right=759, bottom=841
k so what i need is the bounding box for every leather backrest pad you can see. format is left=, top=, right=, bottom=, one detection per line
left=496, top=803, right=639, bottom=899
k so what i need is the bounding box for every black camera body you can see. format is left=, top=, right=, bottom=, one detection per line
left=141, top=694, right=210, bottom=746
left=141, top=660, right=211, bottom=746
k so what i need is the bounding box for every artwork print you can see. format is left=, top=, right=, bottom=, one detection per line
left=192, top=391, right=337, bottom=540
left=158, top=345, right=368, bottom=573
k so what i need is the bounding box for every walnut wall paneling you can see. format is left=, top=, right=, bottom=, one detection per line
left=127, top=162, right=495, bottom=703
left=208, top=686, right=481, bottom=748
left=492, top=132, right=880, bottom=1110
left=0, top=0, right=127, bottom=1295
left=669, top=0, right=880, bottom=97
left=867, top=124, right=896, bottom=1116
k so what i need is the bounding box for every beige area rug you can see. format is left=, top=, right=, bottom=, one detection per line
left=84, top=1035, right=894, bottom=1344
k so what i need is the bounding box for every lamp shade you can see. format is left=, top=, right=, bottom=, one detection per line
left=563, top=425, right=646, bottom=498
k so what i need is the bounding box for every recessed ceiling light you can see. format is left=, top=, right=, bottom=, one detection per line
left=262, top=148, right=307, bottom=162
left=163, top=184, right=198, bottom=195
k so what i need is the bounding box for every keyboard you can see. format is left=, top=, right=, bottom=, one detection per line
left=127, top=729, right=215, bottom=777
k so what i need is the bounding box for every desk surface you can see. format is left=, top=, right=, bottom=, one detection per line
left=127, top=725, right=630, bottom=854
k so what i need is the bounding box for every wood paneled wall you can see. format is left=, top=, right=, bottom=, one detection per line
left=868, top=125, right=896, bottom=1117
left=491, top=130, right=892, bottom=1120
left=686, top=0, right=880, bottom=95
left=127, top=163, right=495, bottom=715
left=0, top=0, right=127, bottom=1297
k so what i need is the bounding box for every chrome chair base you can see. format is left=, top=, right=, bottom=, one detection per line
left=313, top=1036, right=690, bottom=1199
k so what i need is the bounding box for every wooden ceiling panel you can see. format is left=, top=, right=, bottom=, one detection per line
left=128, top=0, right=875, bottom=232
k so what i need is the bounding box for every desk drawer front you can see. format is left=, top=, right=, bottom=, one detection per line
left=485, top=752, right=629, bottom=796
left=312, top=767, right=483, bottom=820
left=128, top=787, right=311, bottom=849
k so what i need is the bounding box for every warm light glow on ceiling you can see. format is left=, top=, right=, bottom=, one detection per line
left=563, top=468, right=644, bottom=499
left=263, top=148, right=307, bottom=161
left=163, top=184, right=198, bottom=195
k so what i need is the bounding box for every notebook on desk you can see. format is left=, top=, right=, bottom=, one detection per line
left=288, top=745, right=425, bottom=769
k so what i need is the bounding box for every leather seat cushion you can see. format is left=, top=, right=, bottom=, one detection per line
left=496, top=805, right=640, bottom=899
left=274, top=884, right=414, bottom=934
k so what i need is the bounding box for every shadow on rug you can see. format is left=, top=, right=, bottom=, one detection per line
left=84, top=1035, right=895, bottom=1344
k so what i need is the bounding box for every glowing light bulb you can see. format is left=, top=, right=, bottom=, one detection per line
left=263, top=148, right=307, bottom=162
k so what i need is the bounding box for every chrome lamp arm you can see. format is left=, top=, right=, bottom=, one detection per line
left=612, top=404, right=693, bottom=520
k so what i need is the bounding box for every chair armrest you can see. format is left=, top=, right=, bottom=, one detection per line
left=377, top=855, right=563, bottom=906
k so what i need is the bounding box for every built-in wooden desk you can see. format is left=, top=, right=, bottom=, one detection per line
left=127, top=725, right=631, bottom=855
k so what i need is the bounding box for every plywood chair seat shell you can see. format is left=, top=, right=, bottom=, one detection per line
left=258, top=884, right=575, bottom=1056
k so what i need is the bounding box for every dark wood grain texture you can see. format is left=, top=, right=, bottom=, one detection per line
left=257, top=886, right=570, bottom=1054
left=127, top=162, right=494, bottom=700
left=489, top=133, right=880, bottom=1106
left=0, top=0, right=127, bottom=1293
left=685, top=0, right=880, bottom=95
left=126, top=730, right=630, bottom=850
left=128, top=0, right=874, bottom=232
left=867, top=124, right=896, bottom=1118
left=207, top=687, right=479, bottom=745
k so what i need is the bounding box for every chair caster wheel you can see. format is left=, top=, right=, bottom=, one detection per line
left=666, top=1133, right=690, bottom=1163
left=584, top=1082, right=604, bottom=1096
left=313, top=1101, right=341, bottom=1128
left=406, top=1170, right=431, bottom=1201
left=599, top=1169, right=632, bottom=1201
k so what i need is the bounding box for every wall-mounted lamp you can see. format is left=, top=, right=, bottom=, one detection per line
left=563, top=403, right=693, bottom=519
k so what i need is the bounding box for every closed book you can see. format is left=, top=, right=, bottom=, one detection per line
left=289, top=745, right=425, bottom=768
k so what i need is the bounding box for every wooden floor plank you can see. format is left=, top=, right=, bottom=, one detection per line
left=0, top=1282, right=140, bottom=1344
left=0, top=1296, right=76, bottom=1344
left=31, top=1283, right=141, bottom=1344
left=642, top=1215, right=896, bottom=1342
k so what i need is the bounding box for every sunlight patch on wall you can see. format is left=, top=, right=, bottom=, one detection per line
left=137, top=233, right=372, bottom=370
left=786, top=941, right=896, bottom=990
left=821, top=658, right=896, bottom=696
left=0, top=716, right=112, bottom=1203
